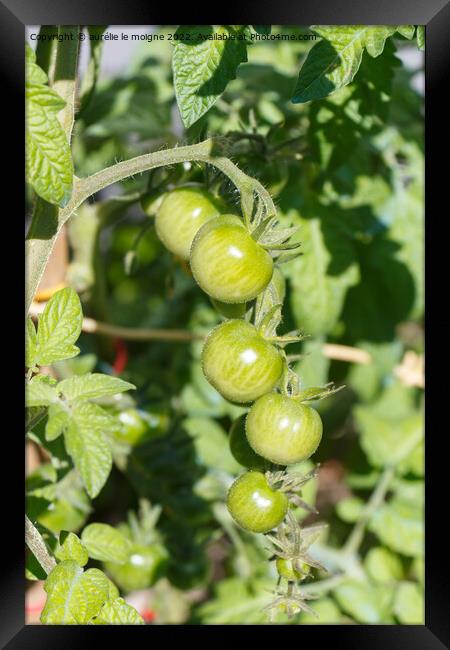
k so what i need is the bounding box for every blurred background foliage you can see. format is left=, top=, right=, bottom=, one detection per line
left=26, top=26, right=424, bottom=624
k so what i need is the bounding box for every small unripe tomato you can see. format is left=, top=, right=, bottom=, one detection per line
left=116, top=409, right=148, bottom=446
left=229, top=415, right=268, bottom=471
left=115, top=407, right=169, bottom=447
left=155, top=187, right=223, bottom=260
left=190, top=215, right=274, bottom=303
left=105, top=542, right=168, bottom=592
left=275, top=558, right=310, bottom=581
left=202, top=319, right=284, bottom=403
left=246, top=393, right=323, bottom=465
left=227, top=471, right=288, bottom=533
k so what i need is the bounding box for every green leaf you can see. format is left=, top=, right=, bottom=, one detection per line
left=64, top=402, right=114, bottom=498
left=336, top=496, right=364, bottom=523
left=55, top=532, right=89, bottom=566
left=183, top=417, right=241, bottom=474
left=416, top=26, right=425, bottom=50
left=355, top=383, right=422, bottom=468
left=45, top=403, right=70, bottom=441
left=294, top=339, right=330, bottom=391
left=288, top=210, right=359, bottom=336
left=35, top=288, right=83, bottom=366
left=172, top=25, right=248, bottom=128
left=26, top=375, right=58, bottom=407
left=58, top=373, right=135, bottom=402
left=25, top=45, right=74, bottom=206
left=252, top=26, right=271, bottom=36
left=54, top=353, right=98, bottom=378
left=396, top=25, right=415, bottom=40
left=26, top=318, right=38, bottom=368
left=299, top=597, right=342, bottom=623
left=41, top=561, right=111, bottom=623
left=364, top=547, right=403, bottom=583
left=334, top=579, right=396, bottom=623
left=394, top=582, right=424, bottom=623
left=81, top=523, right=131, bottom=563
left=396, top=439, right=424, bottom=477
left=194, top=576, right=274, bottom=623
left=92, top=597, right=144, bottom=624
left=292, top=26, right=396, bottom=103
left=369, top=498, right=423, bottom=557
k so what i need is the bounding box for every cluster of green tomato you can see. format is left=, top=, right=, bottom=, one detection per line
left=154, top=186, right=323, bottom=580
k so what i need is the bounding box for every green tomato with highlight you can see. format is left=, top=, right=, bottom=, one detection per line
left=229, top=415, right=268, bottom=471
left=105, top=542, right=168, bottom=592
left=227, top=471, right=288, bottom=533
left=246, top=393, right=323, bottom=465
left=190, top=215, right=274, bottom=303
left=115, top=407, right=169, bottom=447
left=202, top=319, right=284, bottom=403
left=155, top=186, right=223, bottom=260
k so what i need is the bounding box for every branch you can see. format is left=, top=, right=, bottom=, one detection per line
left=29, top=301, right=203, bottom=342
left=322, top=343, right=371, bottom=365
left=26, top=138, right=275, bottom=316
left=25, top=515, right=56, bottom=575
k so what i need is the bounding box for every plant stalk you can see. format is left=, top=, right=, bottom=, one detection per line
left=26, top=138, right=275, bottom=315
left=25, top=515, right=56, bottom=576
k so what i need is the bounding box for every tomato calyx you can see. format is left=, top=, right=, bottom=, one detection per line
left=265, top=467, right=319, bottom=514
left=266, top=512, right=328, bottom=575
left=249, top=214, right=302, bottom=262
left=279, top=365, right=344, bottom=402
left=262, top=582, right=318, bottom=621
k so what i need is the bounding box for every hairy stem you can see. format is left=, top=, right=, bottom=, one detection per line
left=26, top=138, right=275, bottom=315
left=25, top=515, right=56, bottom=575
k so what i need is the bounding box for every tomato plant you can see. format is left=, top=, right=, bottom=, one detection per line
left=24, top=24, right=424, bottom=626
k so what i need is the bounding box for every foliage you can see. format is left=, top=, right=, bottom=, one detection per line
left=25, top=25, right=423, bottom=625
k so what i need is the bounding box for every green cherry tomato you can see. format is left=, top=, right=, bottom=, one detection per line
left=246, top=393, right=323, bottom=465
left=115, top=407, right=170, bottom=447
left=276, top=558, right=310, bottom=581
left=190, top=214, right=274, bottom=303
left=229, top=415, right=268, bottom=471
left=227, top=471, right=288, bottom=533
left=116, top=409, right=148, bottom=446
left=202, top=319, right=284, bottom=403
left=155, top=187, right=223, bottom=260
left=105, top=543, right=168, bottom=593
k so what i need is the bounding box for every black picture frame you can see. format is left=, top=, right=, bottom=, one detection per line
left=3, top=1, right=448, bottom=646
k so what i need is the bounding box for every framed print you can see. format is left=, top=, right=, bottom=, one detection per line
left=1, top=1, right=448, bottom=646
